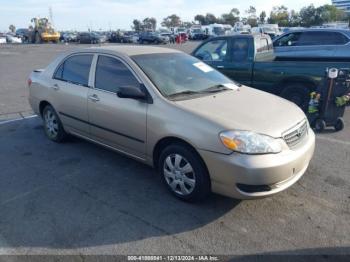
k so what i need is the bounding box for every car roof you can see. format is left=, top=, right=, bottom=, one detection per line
left=282, top=28, right=350, bottom=37
left=84, top=45, right=181, bottom=56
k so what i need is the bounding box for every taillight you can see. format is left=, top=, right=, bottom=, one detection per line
left=27, top=78, right=32, bottom=87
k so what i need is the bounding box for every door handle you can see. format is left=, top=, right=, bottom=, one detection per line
left=88, top=94, right=100, bottom=102
left=217, top=65, right=225, bottom=69
left=52, top=83, right=59, bottom=90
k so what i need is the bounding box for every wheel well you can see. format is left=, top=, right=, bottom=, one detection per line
left=153, top=137, right=205, bottom=170
left=39, top=101, right=50, bottom=117
left=278, top=78, right=317, bottom=95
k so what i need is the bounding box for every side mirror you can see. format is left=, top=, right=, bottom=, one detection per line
left=117, top=86, right=147, bottom=100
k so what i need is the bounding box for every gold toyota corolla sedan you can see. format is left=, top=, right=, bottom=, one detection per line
left=28, top=46, right=315, bottom=201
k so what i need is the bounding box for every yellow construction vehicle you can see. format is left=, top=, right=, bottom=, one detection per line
left=29, top=17, right=60, bottom=43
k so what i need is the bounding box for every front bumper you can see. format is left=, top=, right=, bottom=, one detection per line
left=198, top=129, right=315, bottom=199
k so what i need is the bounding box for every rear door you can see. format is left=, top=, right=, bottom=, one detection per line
left=296, top=31, right=337, bottom=57
left=52, top=54, right=93, bottom=137
left=87, top=54, right=147, bottom=159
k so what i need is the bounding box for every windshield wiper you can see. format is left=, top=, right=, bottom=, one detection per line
left=167, top=90, right=201, bottom=98
left=201, top=84, right=231, bottom=93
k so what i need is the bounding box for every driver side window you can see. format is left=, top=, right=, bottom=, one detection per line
left=195, top=39, right=228, bottom=62
left=274, top=32, right=301, bottom=47
left=95, top=55, right=139, bottom=93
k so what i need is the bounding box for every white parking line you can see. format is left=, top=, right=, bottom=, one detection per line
left=316, top=135, right=350, bottom=146
left=0, top=115, right=38, bottom=125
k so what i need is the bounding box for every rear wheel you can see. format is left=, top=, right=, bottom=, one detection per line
left=43, top=105, right=67, bottom=142
left=281, top=83, right=311, bottom=112
left=158, top=144, right=211, bottom=201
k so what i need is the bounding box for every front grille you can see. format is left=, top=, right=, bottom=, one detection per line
left=283, top=120, right=308, bottom=148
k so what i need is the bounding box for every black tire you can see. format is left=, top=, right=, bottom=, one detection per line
left=280, top=83, right=311, bottom=112
left=315, top=119, right=326, bottom=132
left=334, top=118, right=345, bottom=131
left=158, top=144, right=211, bottom=201
left=42, top=105, right=67, bottom=143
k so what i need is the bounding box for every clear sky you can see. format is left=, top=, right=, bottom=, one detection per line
left=0, top=0, right=331, bottom=31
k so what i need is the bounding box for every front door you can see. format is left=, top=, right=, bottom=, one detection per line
left=88, top=55, right=147, bottom=159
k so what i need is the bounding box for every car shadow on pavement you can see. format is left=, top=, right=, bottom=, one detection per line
left=0, top=117, right=240, bottom=249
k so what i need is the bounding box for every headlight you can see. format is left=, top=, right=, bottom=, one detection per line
left=219, top=130, right=282, bottom=154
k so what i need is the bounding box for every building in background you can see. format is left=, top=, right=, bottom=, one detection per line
left=332, top=0, right=350, bottom=13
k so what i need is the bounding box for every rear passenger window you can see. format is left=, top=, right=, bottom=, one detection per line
left=299, top=31, right=348, bottom=46
left=255, top=38, right=269, bottom=52
left=231, top=39, right=249, bottom=62
left=95, top=55, right=139, bottom=93
left=54, top=55, right=93, bottom=86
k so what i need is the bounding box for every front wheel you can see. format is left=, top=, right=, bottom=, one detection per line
left=158, top=144, right=211, bottom=201
left=43, top=105, right=67, bottom=142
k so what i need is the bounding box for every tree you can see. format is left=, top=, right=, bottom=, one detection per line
left=231, top=8, right=240, bottom=17
left=161, top=14, right=181, bottom=28
left=246, top=6, right=257, bottom=27
left=194, top=13, right=217, bottom=25
left=289, top=10, right=301, bottom=27
left=132, top=19, right=142, bottom=32
left=268, top=5, right=289, bottom=26
left=299, top=4, right=318, bottom=27
left=317, top=4, right=347, bottom=23
left=220, top=8, right=240, bottom=25
left=205, top=13, right=217, bottom=24
left=194, top=14, right=206, bottom=25
left=259, top=11, right=266, bottom=24
left=143, top=17, right=157, bottom=31
left=182, top=21, right=194, bottom=29
left=220, top=13, right=239, bottom=25
left=9, top=24, right=16, bottom=33
left=132, top=17, right=157, bottom=32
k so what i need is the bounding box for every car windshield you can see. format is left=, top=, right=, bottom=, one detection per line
left=132, top=53, right=239, bottom=99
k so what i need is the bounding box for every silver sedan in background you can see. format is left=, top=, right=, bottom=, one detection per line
left=273, top=28, right=350, bottom=58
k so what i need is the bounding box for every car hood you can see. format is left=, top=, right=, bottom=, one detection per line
left=174, top=86, right=306, bottom=138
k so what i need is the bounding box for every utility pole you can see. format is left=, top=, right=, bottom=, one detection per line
left=49, top=6, right=54, bottom=27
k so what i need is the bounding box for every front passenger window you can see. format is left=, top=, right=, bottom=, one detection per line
left=274, top=33, right=301, bottom=47
left=95, top=55, right=140, bottom=93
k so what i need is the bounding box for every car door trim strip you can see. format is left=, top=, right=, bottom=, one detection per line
left=59, top=112, right=145, bottom=143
